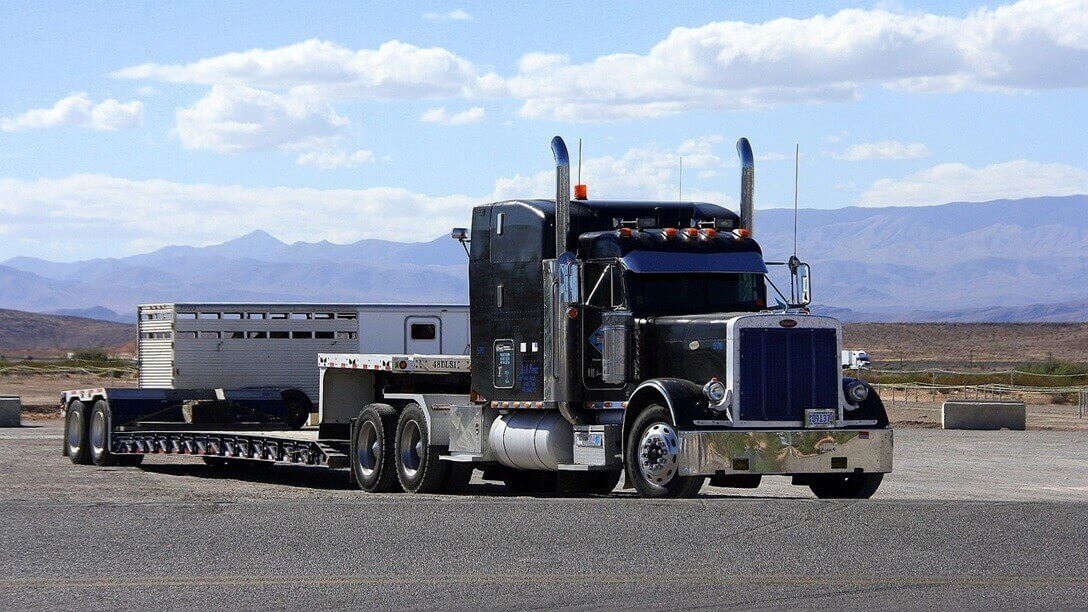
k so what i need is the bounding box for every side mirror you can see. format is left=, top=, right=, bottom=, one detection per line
left=451, top=227, right=470, bottom=257
left=791, top=260, right=811, bottom=307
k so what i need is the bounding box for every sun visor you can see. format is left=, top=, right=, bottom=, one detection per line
left=620, top=250, right=768, bottom=274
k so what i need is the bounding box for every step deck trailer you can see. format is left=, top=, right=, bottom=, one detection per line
left=60, top=353, right=474, bottom=472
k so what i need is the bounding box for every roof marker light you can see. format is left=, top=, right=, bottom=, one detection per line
left=682, top=228, right=698, bottom=238
left=702, top=228, right=718, bottom=238
left=618, top=227, right=633, bottom=237
left=734, top=228, right=751, bottom=239
left=663, top=228, right=678, bottom=239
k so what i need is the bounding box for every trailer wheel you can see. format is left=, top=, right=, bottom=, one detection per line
left=395, top=403, right=449, bottom=494
left=65, top=400, right=92, bottom=465
left=352, top=403, right=401, bottom=493
left=625, top=405, right=704, bottom=498
left=89, top=400, right=143, bottom=467
left=807, top=473, right=884, bottom=499
left=281, top=389, right=312, bottom=430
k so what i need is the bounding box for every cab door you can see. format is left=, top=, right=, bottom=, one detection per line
left=405, top=316, right=442, bottom=354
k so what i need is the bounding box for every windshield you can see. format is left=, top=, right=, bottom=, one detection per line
left=624, top=272, right=764, bottom=316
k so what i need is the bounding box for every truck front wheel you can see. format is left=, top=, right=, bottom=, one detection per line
left=807, top=473, right=884, bottom=499
left=352, top=403, right=401, bottom=492
left=625, top=405, right=704, bottom=498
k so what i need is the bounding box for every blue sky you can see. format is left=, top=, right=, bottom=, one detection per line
left=1, top=0, right=1086, bottom=261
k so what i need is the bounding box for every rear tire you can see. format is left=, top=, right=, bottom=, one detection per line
left=352, top=403, right=401, bottom=492
left=808, top=473, right=884, bottom=499
left=89, top=400, right=117, bottom=466
left=88, top=400, right=144, bottom=467
left=395, top=403, right=449, bottom=494
left=282, top=390, right=312, bottom=430
left=625, top=405, right=704, bottom=498
left=65, top=400, right=92, bottom=465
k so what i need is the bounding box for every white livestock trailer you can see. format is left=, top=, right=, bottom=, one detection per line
left=136, top=302, right=469, bottom=403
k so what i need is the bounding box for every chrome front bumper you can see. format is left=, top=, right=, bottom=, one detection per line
left=677, top=429, right=893, bottom=476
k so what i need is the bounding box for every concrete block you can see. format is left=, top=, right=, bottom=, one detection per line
left=941, top=400, right=1026, bottom=431
left=0, top=396, right=21, bottom=427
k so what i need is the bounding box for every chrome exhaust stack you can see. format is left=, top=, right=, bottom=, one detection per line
left=551, top=136, right=571, bottom=255
left=737, top=137, right=754, bottom=235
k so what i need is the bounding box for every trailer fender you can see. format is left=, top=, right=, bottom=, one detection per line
left=622, top=378, right=709, bottom=448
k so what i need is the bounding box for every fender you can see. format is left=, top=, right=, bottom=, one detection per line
left=623, top=378, right=709, bottom=444
left=842, top=377, right=890, bottom=428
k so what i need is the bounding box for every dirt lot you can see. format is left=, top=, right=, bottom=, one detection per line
left=843, top=322, right=1088, bottom=365
left=0, top=373, right=136, bottom=415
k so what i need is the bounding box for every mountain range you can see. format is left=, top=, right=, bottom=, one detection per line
left=2, top=195, right=1086, bottom=322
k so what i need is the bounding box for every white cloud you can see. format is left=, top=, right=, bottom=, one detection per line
left=838, top=140, right=930, bottom=160
left=420, top=106, right=486, bottom=125
left=1, top=93, right=143, bottom=132
left=174, top=85, right=350, bottom=153
left=422, top=9, right=472, bottom=21
left=493, top=136, right=735, bottom=204
left=0, top=174, right=477, bottom=259
left=114, top=39, right=502, bottom=100
left=507, top=0, right=1088, bottom=120
left=859, top=160, right=1088, bottom=206
left=296, top=149, right=375, bottom=169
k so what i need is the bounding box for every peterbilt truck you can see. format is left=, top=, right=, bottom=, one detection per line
left=61, top=136, right=892, bottom=499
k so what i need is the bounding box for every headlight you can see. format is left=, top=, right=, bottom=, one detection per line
left=846, top=380, right=870, bottom=404
left=703, top=379, right=727, bottom=404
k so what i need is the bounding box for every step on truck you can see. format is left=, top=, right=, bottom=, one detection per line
left=62, top=136, right=893, bottom=499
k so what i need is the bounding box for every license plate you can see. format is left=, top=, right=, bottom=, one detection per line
left=805, top=409, right=836, bottom=428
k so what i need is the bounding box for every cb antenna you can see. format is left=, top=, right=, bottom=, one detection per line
left=678, top=156, right=683, bottom=201
left=577, top=138, right=582, bottom=185
left=792, top=143, right=799, bottom=259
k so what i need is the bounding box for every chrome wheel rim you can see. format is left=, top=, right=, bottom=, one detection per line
left=89, top=409, right=106, bottom=456
left=66, top=410, right=82, bottom=451
left=399, top=419, right=423, bottom=479
left=638, top=422, right=680, bottom=486
left=355, top=420, right=379, bottom=477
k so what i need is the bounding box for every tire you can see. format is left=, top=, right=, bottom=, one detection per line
left=502, top=470, right=557, bottom=495
left=624, top=405, right=704, bottom=498
left=65, top=400, right=92, bottom=465
left=89, top=400, right=118, bottom=466
left=281, top=390, right=312, bottom=430
left=352, top=403, right=401, bottom=492
left=395, top=403, right=449, bottom=494
left=559, top=469, right=622, bottom=496
left=808, top=473, right=884, bottom=499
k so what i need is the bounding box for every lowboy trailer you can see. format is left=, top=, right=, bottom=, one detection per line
left=62, top=136, right=893, bottom=498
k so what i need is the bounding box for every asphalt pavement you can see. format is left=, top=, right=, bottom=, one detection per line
left=1, top=423, right=1086, bottom=610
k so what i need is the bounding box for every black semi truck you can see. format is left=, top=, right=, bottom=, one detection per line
left=62, top=136, right=892, bottom=499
